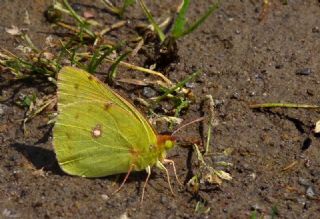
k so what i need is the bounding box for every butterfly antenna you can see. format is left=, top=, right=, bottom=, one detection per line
left=171, top=117, right=205, bottom=136
left=112, top=164, right=134, bottom=195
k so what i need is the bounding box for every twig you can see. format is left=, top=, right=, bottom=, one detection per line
left=105, top=58, right=172, bottom=85
left=205, top=94, right=215, bottom=154
left=249, top=103, right=320, bottom=109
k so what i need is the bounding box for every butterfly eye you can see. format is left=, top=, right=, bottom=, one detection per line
left=164, top=140, right=174, bottom=150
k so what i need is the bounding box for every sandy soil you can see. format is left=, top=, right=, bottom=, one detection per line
left=1, top=0, right=320, bottom=218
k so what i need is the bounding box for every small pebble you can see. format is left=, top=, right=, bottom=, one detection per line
left=168, top=201, right=177, bottom=210
left=297, top=197, right=306, bottom=205
left=312, top=26, right=320, bottom=33
left=185, top=82, right=195, bottom=88
left=214, top=99, right=224, bottom=106
left=251, top=203, right=263, bottom=212
left=298, top=177, right=311, bottom=187
left=231, top=92, right=241, bottom=100
left=0, top=104, right=6, bottom=117
left=295, top=68, right=312, bottom=75
left=306, top=89, right=314, bottom=96
left=306, top=186, right=316, bottom=198
left=249, top=172, right=257, bottom=180
left=202, top=87, right=208, bottom=93
left=249, top=91, right=256, bottom=96
left=71, top=3, right=82, bottom=11
left=142, top=87, right=157, bottom=98
left=160, top=196, right=167, bottom=204
left=2, top=209, right=19, bottom=218
left=101, top=194, right=109, bottom=201
left=275, top=64, right=283, bottom=69
left=118, top=212, right=129, bottom=219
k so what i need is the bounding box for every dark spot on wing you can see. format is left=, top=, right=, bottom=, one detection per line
left=66, top=132, right=71, bottom=139
left=88, top=75, right=93, bottom=80
left=130, top=147, right=140, bottom=158
left=74, top=83, right=79, bottom=89
left=104, top=102, right=113, bottom=110
left=74, top=113, right=79, bottom=119
left=149, top=144, right=155, bottom=151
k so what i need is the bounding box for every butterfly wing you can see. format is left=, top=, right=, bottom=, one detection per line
left=53, top=67, right=158, bottom=177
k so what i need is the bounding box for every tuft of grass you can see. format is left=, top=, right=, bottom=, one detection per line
left=1, top=0, right=204, bottom=134
left=194, top=200, right=211, bottom=214
left=271, top=205, right=279, bottom=219
left=137, top=0, right=166, bottom=41
left=155, top=70, right=201, bottom=102
left=107, top=51, right=131, bottom=84
left=138, top=0, right=220, bottom=42
left=104, top=58, right=173, bottom=85
left=87, top=45, right=116, bottom=73
left=23, top=96, right=56, bottom=134
left=60, top=0, right=96, bottom=38
left=250, top=205, right=279, bottom=219
left=101, top=0, right=135, bottom=18
left=172, top=0, right=220, bottom=39
left=193, top=143, right=232, bottom=182
left=250, top=210, right=258, bottom=219
left=52, top=0, right=97, bottom=41
left=0, top=48, right=59, bottom=81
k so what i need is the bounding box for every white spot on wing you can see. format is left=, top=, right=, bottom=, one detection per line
left=92, top=124, right=102, bottom=138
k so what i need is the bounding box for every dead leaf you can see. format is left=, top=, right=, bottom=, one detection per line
left=314, top=120, right=320, bottom=133
left=83, top=11, right=95, bottom=19
left=24, top=10, right=31, bottom=25
left=5, top=25, right=22, bottom=36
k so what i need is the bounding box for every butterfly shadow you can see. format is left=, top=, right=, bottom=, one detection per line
left=11, top=143, right=64, bottom=176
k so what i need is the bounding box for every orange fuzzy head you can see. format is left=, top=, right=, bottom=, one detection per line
left=157, top=135, right=176, bottom=150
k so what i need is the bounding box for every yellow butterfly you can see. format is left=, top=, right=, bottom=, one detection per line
left=53, top=67, right=181, bottom=201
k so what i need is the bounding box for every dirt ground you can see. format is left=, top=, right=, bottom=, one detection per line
left=1, top=0, right=320, bottom=218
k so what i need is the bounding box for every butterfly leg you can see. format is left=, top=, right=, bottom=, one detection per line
left=141, top=166, right=151, bottom=204
left=112, top=164, right=134, bottom=195
left=163, top=159, right=183, bottom=186
left=156, top=160, right=175, bottom=196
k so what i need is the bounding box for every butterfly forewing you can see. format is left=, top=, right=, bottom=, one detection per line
left=53, top=67, right=158, bottom=177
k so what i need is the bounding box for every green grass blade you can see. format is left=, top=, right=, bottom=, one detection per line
left=171, top=0, right=190, bottom=38
left=108, top=51, right=130, bottom=84
left=137, top=0, right=166, bottom=42
left=174, top=98, right=189, bottom=118
left=249, top=103, right=320, bottom=109
left=101, top=0, right=135, bottom=18
left=62, top=0, right=85, bottom=25
left=177, top=1, right=219, bottom=39
left=87, top=46, right=115, bottom=73
left=250, top=210, right=257, bottom=219
left=119, top=0, right=135, bottom=17
left=61, top=0, right=96, bottom=38
left=87, top=50, right=100, bottom=73
left=156, top=70, right=201, bottom=102
left=100, top=0, right=121, bottom=15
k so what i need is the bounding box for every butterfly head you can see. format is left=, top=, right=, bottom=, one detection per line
left=157, top=135, right=175, bottom=151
